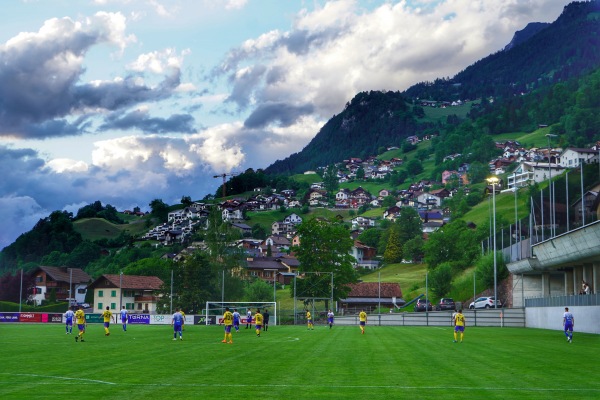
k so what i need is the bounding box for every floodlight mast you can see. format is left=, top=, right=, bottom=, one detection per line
left=486, top=176, right=499, bottom=309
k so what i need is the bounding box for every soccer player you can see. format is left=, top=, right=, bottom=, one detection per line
left=64, top=306, right=74, bottom=334
left=563, top=307, right=574, bottom=342
left=263, top=309, right=270, bottom=332
left=306, top=310, right=313, bottom=330
left=120, top=306, right=128, bottom=332
left=327, top=309, right=334, bottom=329
left=102, top=306, right=116, bottom=336
left=74, top=305, right=86, bottom=342
left=453, top=309, right=466, bottom=343
left=359, top=309, right=367, bottom=334
left=172, top=308, right=184, bottom=341
left=232, top=308, right=241, bottom=332
left=222, top=307, right=233, bottom=344
left=254, top=308, right=263, bottom=337
left=246, top=309, right=252, bottom=329
left=180, top=309, right=186, bottom=331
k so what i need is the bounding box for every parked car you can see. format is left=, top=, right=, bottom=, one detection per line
left=413, top=298, right=433, bottom=312
left=469, top=296, right=502, bottom=309
left=435, top=298, right=456, bottom=311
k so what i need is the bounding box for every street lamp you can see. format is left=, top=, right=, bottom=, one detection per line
left=486, top=176, right=499, bottom=309
left=546, top=133, right=558, bottom=237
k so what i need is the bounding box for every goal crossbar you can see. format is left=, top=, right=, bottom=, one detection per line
left=204, top=301, right=277, bottom=326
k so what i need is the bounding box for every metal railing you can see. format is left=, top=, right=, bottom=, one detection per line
left=525, top=294, right=600, bottom=307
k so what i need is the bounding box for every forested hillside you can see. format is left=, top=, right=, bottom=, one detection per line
left=405, top=1, right=600, bottom=101
left=265, top=91, right=426, bottom=174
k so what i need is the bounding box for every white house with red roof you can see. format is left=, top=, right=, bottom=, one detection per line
left=88, top=274, right=163, bottom=314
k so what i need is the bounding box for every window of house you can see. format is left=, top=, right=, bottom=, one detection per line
left=77, top=288, right=86, bottom=294
left=111, top=303, right=116, bottom=310
left=98, top=303, right=103, bottom=309
left=111, top=290, right=116, bottom=297
left=137, top=303, right=142, bottom=310
left=98, top=290, right=104, bottom=297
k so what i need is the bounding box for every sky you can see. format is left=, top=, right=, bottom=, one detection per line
left=0, top=0, right=572, bottom=249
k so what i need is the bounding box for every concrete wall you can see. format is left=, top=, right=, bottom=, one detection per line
left=526, top=305, right=600, bottom=334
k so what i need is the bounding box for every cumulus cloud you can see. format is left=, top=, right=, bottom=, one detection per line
left=99, top=109, right=195, bottom=133
left=216, top=0, right=570, bottom=121
left=0, top=12, right=185, bottom=139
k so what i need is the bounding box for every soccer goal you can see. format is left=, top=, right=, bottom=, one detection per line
left=204, top=301, right=277, bottom=326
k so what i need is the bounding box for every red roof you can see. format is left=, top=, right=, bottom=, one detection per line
left=346, top=282, right=402, bottom=298
left=88, top=274, right=163, bottom=290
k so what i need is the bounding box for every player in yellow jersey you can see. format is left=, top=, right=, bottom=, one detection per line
left=306, top=310, right=313, bottom=330
left=74, top=305, right=86, bottom=342
left=222, top=307, right=234, bottom=344
left=453, top=309, right=466, bottom=343
left=101, top=306, right=116, bottom=336
left=254, top=308, right=263, bottom=337
left=359, top=309, right=367, bottom=334
left=180, top=309, right=186, bottom=331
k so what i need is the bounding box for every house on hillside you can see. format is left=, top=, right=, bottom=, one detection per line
left=559, top=148, right=599, bottom=168
left=88, top=274, right=163, bottom=314
left=351, top=241, right=379, bottom=269
left=29, top=266, right=91, bottom=306
left=243, top=256, right=299, bottom=285
left=339, top=282, right=404, bottom=312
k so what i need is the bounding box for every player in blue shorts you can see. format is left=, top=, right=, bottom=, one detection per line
left=327, top=309, right=334, bottom=329
left=232, top=308, right=241, bottom=332
left=563, top=307, right=574, bottom=343
left=64, top=306, right=74, bottom=334
left=172, top=308, right=184, bottom=341
left=453, top=309, right=465, bottom=342
left=120, top=306, right=129, bottom=332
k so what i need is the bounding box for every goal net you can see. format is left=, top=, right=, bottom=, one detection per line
left=204, top=301, right=277, bottom=326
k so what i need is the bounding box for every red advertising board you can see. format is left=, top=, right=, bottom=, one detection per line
left=19, top=313, right=42, bottom=323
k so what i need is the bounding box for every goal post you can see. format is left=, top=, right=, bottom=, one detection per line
left=204, top=301, right=277, bottom=326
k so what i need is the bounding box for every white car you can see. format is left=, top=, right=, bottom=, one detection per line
left=469, top=296, right=502, bottom=309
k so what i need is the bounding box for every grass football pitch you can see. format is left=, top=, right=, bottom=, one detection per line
left=0, top=323, right=598, bottom=399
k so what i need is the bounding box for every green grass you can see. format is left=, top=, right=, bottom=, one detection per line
left=73, top=218, right=149, bottom=241
left=420, top=100, right=479, bottom=123
left=1, top=324, right=598, bottom=399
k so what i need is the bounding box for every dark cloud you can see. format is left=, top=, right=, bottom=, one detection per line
left=0, top=14, right=182, bottom=139
left=99, top=109, right=195, bottom=134
left=225, top=64, right=267, bottom=109
left=243, top=102, right=314, bottom=129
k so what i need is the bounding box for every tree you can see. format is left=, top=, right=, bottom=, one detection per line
left=181, top=196, right=193, bottom=206
left=467, top=161, right=488, bottom=184
left=403, top=236, right=424, bottom=262
left=294, top=218, right=357, bottom=306
left=323, top=165, right=339, bottom=196
left=381, top=195, right=397, bottom=208
left=358, top=228, right=381, bottom=249
left=423, top=220, right=482, bottom=270
left=429, top=263, right=453, bottom=298
left=383, top=225, right=403, bottom=263
left=245, top=279, right=273, bottom=302
left=149, top=199, right=169, bottom=222
left=356, top=166, right=365, bottom=180
left=475, top=252, right=508, bottom=289
left=396, top=207, right=422, bottom=243
left=156, top=252, right=218, bottom=314
left=406, top=159, right=424, bottom=176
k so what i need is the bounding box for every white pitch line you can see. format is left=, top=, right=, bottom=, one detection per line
left=3, top=376, right=599, bottom=392
left=2, top=373, right=115, bottom=385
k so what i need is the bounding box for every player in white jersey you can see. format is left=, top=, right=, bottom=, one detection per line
left=120, top=306, right=129, bottom=332
left=563, top=307, right=574, bottom=343
left=64, top=306, right=75, bottom=334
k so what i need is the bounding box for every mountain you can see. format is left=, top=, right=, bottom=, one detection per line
left=265, top=90, right=424, bottom=174
left=266, top=1, right=600, bottom=175
left=404, top=1, right=600, bottom=101
left=503, top=22, right=550, bottom=51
